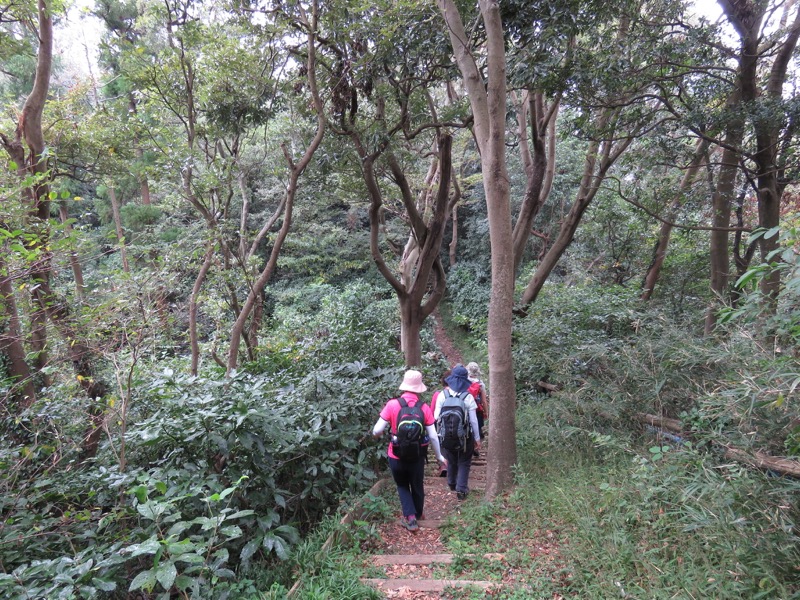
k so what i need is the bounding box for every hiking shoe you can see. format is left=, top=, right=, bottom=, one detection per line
left=400, top=516, right=419, bottom=532
left=457, top=491, right=468, bottom=501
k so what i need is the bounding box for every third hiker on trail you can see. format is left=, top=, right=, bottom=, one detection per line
left=372, top=370, right=447, bottom=532
left=466, top=362, right=489, bottom=444
left=434, top=364, right=481, bottom=501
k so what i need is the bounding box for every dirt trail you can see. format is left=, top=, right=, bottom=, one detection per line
left=358, top=310, right=494, bottom=597
left=361, top=454, right=491, bottom=598
left=432, top=309, right=463, bottom=366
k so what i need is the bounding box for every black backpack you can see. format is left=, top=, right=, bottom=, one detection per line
left=391, top=397, right=426, bottom=461
left=438, top=389, right=469, bottom=452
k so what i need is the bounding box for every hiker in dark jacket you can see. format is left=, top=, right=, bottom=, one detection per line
left=372, top=370, right=447, bottom=532
left=433, top=364, right=481, bottom=500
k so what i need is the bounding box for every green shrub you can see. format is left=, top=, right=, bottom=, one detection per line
left=0, top=278, right=416, bottom=597
left=254, top=281, right=400, bottom=377
left=121, top=204, right=163, bottom=231
left=445, top=263, right=491, bottom=336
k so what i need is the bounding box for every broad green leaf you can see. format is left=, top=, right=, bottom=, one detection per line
left=173, top=553, right=205, bottom=565
left=735, top=268, right=762, bottom=289
left=240, top=538, right=260, bottom=563
left=129, top=569, right=157, bottom=592
left=137, top=500, right=169, bottom=521
left=131, top=485, right=148, bottom=503
left=91, top=578, right=117, bottom=592
left=226, top=509, right=255, bottom=519
left=123, top=539, right=160, bottom=558
left=175, top=575, right=194, bottom=590
left=213, top=568, right=235, bottom=579
left=220, top=525, right=242, bottom=538
left=155, top=562, right=177, bottom=590
left=167, top=540, right=197, bottom=555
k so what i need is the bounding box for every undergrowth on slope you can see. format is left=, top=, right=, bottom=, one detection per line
left=500, top=283, right=800, bottom=599
left=510, top=402, right=800, bottom=598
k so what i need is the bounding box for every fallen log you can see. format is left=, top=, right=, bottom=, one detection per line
left=722, top=446, right=800, bottom=479
left=635, top=412, right=800, bottom=478
left=634, top=412, right=683, bottom=433
left=537, top=380, right=560, bottom=392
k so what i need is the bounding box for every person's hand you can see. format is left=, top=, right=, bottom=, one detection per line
left=437, top=455, right=447, bottom=468
left=474, top=440, right=482, bottom=452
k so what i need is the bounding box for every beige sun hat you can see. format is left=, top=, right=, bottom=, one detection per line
left=466, top=362, right=482, bottom=378
left=398, top=369, right=427, bottom=393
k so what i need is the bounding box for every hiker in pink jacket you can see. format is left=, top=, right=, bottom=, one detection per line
left=372, top=370, right=447, bottom=532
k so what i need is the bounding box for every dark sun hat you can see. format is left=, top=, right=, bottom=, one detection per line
left=444, top=365, right=470, bottom=394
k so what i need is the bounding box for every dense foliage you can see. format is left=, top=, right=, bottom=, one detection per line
left=0, top=281, right=442, bottom=598
left=2, top=0, right=800, bottom=597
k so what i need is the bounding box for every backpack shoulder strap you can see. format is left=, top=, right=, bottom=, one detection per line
left=442, top=389, right=467, bottom=407
left=396, top=397, right=407, bottom=408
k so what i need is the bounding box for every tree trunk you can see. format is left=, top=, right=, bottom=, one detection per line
left=449, top=203, right=458, bottom=267
left=108, top=186, right=130, bottom=273
left=190, top=240, right=215, bottom=375
left=519, top=113, right=633, bottom=307
left=752, top=4, right=800, bottom=315
left=238, top=171, right=251, bottom=258
left=129, top=86, right=151, bottom=206
left=227, top=4, right=325, bottom=373
left=511, top=90, right=557, bottom=274
left=357, top=134, right=453, bottom=367
left=247, top=292, right=263, bottom=355
left=58, top=202, right=85, bottom=299
left=399, top=297, right=423, bottom=367
left=14, top=0, right=53, bottom=383
left=713, top=0, right=800, bottom=334
left=2, top=1, right=110, bottom=451
left=0, top=254, right=36, bottom=407
left=438, top=0, right=517, bottom=499
left=641, top=138, right=709, bottom=300
left=704, top=139, right=740, bottom=334
left=399, top=153, right=438, bottom=294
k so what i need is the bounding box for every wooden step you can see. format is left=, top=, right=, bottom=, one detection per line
left=361, top=578, right=498, bottom=592
left=373, top=553, right=504, bottom=566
